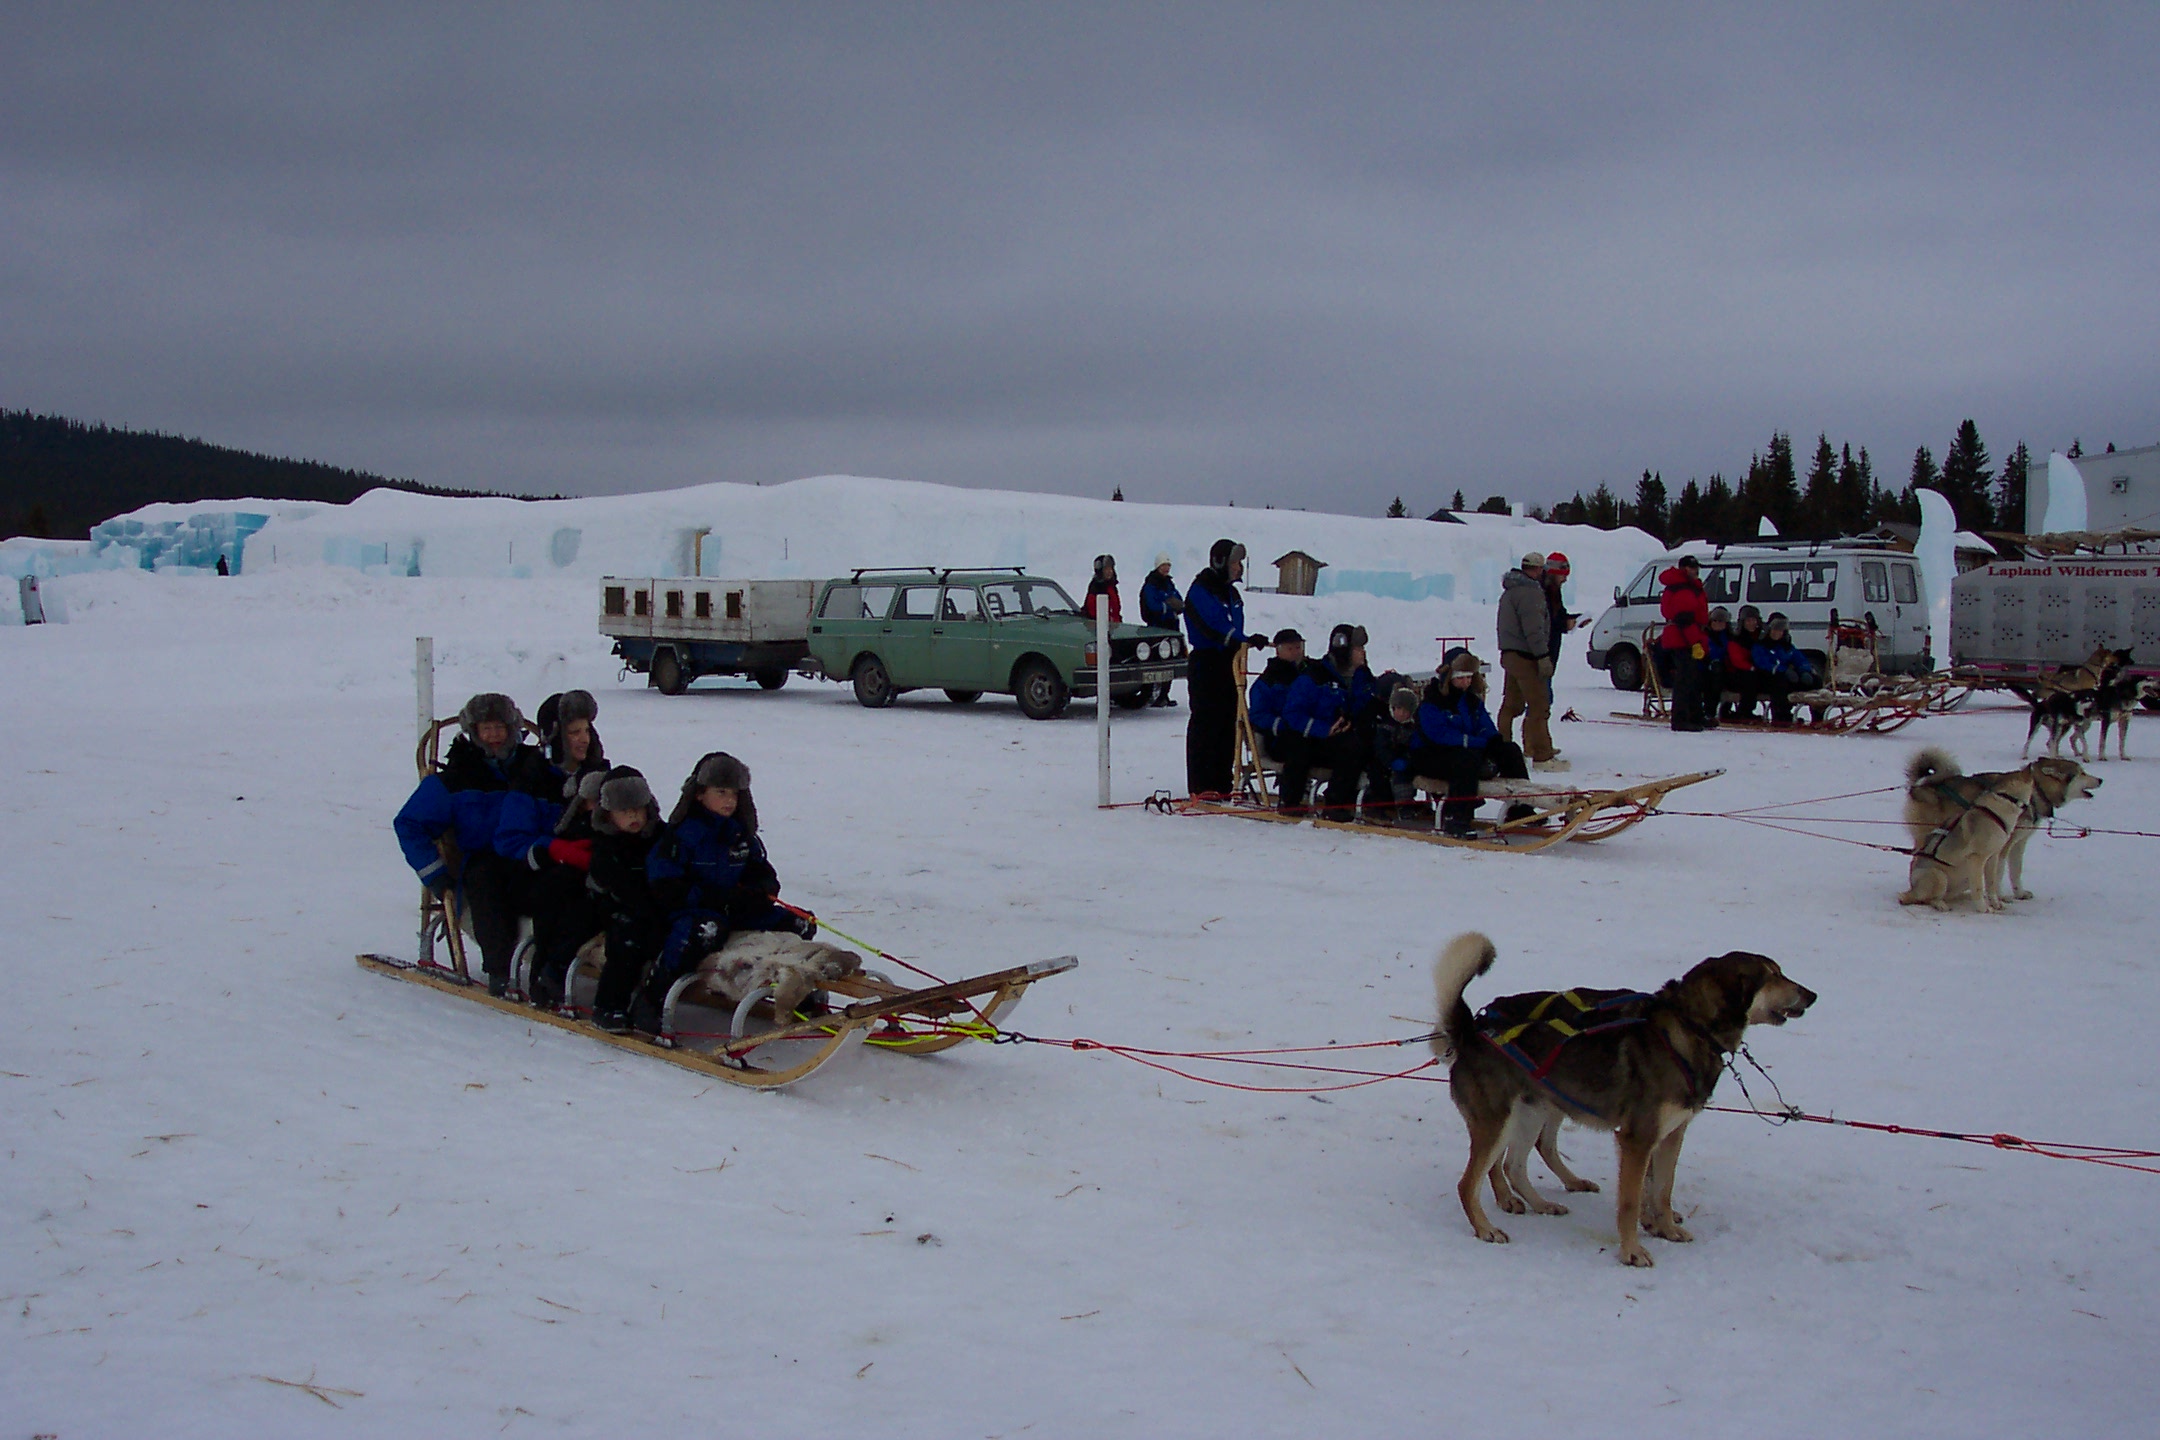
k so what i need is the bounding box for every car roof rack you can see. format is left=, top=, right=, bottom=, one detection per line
left=846, top=566, right=1032, bottom=582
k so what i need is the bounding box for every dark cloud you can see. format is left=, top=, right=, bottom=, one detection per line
left=4, top=3, right=2155, bottom=512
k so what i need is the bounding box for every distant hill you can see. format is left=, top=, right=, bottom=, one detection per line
left=0, top=409, right=545, bottom=541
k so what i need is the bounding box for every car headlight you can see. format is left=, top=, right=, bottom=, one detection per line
left=1139, top=640, right=1156, bottom=661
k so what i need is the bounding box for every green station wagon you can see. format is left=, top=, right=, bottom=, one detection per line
left=805, top=567, right=1186, bottom=719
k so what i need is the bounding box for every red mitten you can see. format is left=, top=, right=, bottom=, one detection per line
left=547, top=838, right=593, bottom=870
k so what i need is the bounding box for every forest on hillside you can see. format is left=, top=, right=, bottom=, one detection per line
left=1, top=410, right=535, bottom=541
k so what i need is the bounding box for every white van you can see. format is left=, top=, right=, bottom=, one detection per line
left=1584, top=541, right=1931, bottom=690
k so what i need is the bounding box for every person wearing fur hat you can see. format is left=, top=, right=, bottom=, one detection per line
left=1279, top=623, right=1376, bottom=818
left=1366, top=682, right=1429, bottom=827
left=491, top=690, right=610, bottom=1005
left=640, top=752, right=811, bottom=1033
left=1081, top=554, right=1122, bottom=625
left=1750, top=612, right=1818, bottom=727
left=1724, top=605, right=1766, bottom=721
left=582, top=767, right=667, bottom=1033
left=392, top=692, right=543, bottom=995
left=1183, top=539, right=1268, bottom=795
left=1698, top=607, right=1736, bottom=730
left=1138, top=554, right=1184, bottom=707
left=1409, top=651, right=1531, bottom=838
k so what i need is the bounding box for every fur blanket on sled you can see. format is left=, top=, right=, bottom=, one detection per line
left=691, top=931, right=861, bottom=1015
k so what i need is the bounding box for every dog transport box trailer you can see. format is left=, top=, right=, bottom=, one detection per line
left=1585, top=539, right=1932, bottom=690
left=1950, top=536, right=2160, bottom=691
left=600, top=577, right=817, bottom=695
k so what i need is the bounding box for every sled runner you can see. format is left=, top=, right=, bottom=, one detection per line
left=357, top=949, right=1078, bottom=1090
left=1196, top=650, right=1719, bottom=850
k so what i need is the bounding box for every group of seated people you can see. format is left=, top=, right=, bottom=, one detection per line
left=1247, top=625, right=1540, bottom=837
left=1661, top=604, right=1821, bottom=730
left=393, top=691, right=812, bottom=1034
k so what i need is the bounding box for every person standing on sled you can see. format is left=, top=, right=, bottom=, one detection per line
left=1138, top=553, right=1184, bottom=707
left=493, top=690, right=608, bottom=1008
left=392, top=692, right=539, bottom=997
left=1279, top=623, right=1376, bottom=819
left=582, top=767, right=666, bottom=1034
left=1183, top=538, right=1267, bottom=797
left=1658, top=555, right=1711, bottom=731
left=639, top=753, right=812, bottom=1034
left=1410, top=651, right=1532, bottom=838
left=1496, top=552, right=1567, bottom=772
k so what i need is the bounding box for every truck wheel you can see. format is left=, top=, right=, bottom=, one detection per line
left=851, top=656, right=895, bottom=708
left=1111, top=688, right=1151, bottom=710
left=943, top=689, right=982, bottom=705
left=652, top=649, right=688, bottom=696
left=1607, top=645, right=1642, bottom=692
left=1013, top=659, right=1069, bottom=720
left=753, top=667, right=789, bottom=691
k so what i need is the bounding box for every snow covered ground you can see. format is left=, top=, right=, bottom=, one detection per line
left=5, top=564, right=2157, bottom=1438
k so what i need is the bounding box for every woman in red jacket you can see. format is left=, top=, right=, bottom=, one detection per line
left=1657, top=555, right=1710, bottom=732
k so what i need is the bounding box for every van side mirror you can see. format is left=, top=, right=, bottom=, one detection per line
left=1614, top=586, right=1623, bottom=604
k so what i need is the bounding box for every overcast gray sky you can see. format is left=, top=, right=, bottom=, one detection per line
left=4, top=3, right=2155, bottom=514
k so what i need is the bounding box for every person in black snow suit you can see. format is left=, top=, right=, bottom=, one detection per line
left=1138, top=553, right=1185, bottom=706
left=638, top=752, right=814, bottom=1034
left=392, top=692, right=538, bottom=996
left=582, top=767, right=666, bottom=1033
left=492, top=690, right=608, bottom=1007
left=1367, top=683, right=1429, bottom=827
left=1183, top=538, right=1268, bottom=796
left=1278, top=624, right=1377, bottom=819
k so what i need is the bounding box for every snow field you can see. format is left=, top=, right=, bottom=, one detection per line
left=3, top=567, right=2157, bottom=1437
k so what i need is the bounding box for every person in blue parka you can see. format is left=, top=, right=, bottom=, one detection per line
left=1245, top=628, right=1306, bottom=761
left=1749, top=612, right=1818, bottom=726
left=1138, top=553, right=1185, bottom=707
left=1183, top=539, right=1268, bottom=796
left=637, top=752, right=812, bottom=1033
left=1278, top=623, right=1376, bottom=818
left=393, top=692, right=538, bottom=995
left=1407, top=651, right=1531, bottom=838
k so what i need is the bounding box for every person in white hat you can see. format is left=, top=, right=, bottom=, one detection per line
left=1138, top=552, right=1184, bottom=706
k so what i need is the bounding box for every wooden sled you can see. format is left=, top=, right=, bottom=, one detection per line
left=1611, top=622, right=1968, bottom=735
left=1177, top=769, right=1721, bottom=852
left=357, top=951, right=1078, bottom=1090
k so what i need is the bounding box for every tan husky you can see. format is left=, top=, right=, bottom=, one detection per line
left=1898, top=766, right=2034, bottom=913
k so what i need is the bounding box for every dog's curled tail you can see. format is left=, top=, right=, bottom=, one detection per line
left=1432, top=931, right=1497, bottom=1061
left=1906, top=746, right=1960, bottom=789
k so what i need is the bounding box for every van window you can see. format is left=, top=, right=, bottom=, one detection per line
left=1891, top=565, right=1919, bottom=605
left=1703, top=564, right=1742, bottom=606
left=1748, top=561, right=1837, bottom=605
left=1861, top=562, right=1890, bottom=604
left=1624, top=564, right=1659, bottom=604
left=896, top=586, right=942, bottom=620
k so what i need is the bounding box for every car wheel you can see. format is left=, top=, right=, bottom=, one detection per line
left=652, top=649, right=688, bottom=696
left=1013, top=659, right=1069, bottom=720
left=1111, top=687, right=1151, bottom=710
left=753, top=667, right=789, bottom=691
left=851, top=655, right=895, bottom=708
left=943, top=689, right=982, bottom=705
left=1607, top=645, right=1642, bottom=692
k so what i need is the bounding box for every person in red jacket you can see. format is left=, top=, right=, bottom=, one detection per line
left=1658, top=555, right=1710, bottom=732
left=1082, top=554, right=1122, bottom=624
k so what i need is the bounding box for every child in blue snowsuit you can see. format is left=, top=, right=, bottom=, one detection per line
left=639, top=752, right=810, bottom=1031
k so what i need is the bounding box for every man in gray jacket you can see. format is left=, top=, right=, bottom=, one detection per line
left=1495, top=551, right=1567, bottom=771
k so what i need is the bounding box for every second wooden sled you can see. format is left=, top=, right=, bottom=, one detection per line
left=1175, top=769, right=1722, bottom=852
left=357, top=951, right=1077, bottom=1090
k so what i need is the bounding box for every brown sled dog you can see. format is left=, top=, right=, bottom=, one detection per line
left=1904, top=749, right=2101, bottom=905
left=1897, top=758, right=2036, bottom=913
left=1433, top=933, right=1815, bottom=1267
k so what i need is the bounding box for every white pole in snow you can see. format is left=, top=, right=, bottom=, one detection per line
left=416, top=636, right=435, bottom=745
left=1096, top=603, right=1112, bottom=807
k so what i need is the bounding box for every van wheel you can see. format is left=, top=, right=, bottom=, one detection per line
left=1607, top=645, right=1643, bottom=692
left=753, top=667, right=789, bottom=691
left=851, top=656, right=895, bottom=708
left=1013, top=659, right=1069, bottom=720
left=652, top=650, right=687, bottom=696
left=943, top=689, right=982, bottom=705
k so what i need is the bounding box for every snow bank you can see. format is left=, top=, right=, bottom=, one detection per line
left=69, top=476, right=1663, bottom=620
